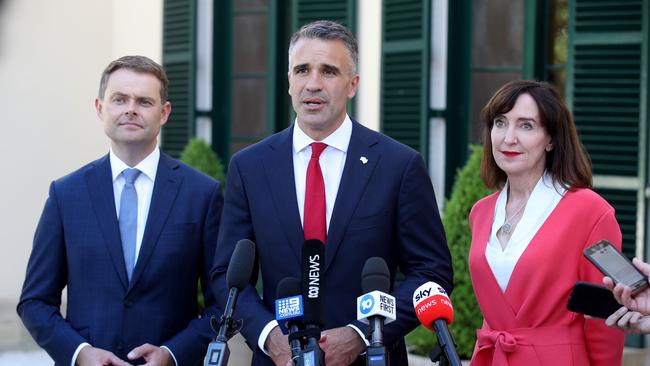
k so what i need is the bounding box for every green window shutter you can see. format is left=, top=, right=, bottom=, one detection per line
left=567, top=0, right=647, bottom=259
left=161, top=0, right=196, bottom=158
left=293, top=0, right=356, bottom=29
left=381, top=0, right=429, bottom=156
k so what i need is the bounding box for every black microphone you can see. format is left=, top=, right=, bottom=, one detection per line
left=357, top=257, right=396, bottom=366
left=275, top=277, right=304, bottom=364
left=299, top=239, right=326, bottom=366
left=204, top=239, right=256, bottom=366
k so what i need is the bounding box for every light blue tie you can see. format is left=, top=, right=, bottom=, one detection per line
left=119, top=168, right=141, bottom=281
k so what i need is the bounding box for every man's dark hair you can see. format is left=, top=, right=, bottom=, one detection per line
left=98, top=55, right=169, bottom=103
left=288, top=20, right=358, bottom=75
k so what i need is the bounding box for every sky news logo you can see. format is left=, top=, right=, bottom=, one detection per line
left=275, top=295, right=303, bottom=320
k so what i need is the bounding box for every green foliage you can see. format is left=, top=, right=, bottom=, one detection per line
left=406, top=145, right=493, bottom=358
left=180, top=138, right=226, bottom=185
left=405, top=324, right=434, bottom=356
left=445, top=145, right=493, bottom=358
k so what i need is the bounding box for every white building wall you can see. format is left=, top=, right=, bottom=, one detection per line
left=0, top=0, right=162, bottom=304
left=356, top=0, right=382, bottom=131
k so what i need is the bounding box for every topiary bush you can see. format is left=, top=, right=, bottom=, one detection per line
left=445, top=145, right=493, bottom=358
left=180, top=138, right=226, bottom=185
left=406, top=145, right=493, bottom=358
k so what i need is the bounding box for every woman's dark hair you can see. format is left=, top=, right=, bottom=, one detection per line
left=480, top=80, right=592, bottom=190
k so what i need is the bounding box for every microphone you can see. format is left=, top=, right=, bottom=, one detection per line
left=356, top=257, right=396, bottom=366
left=204, top=239, right=256, bottom=366
left=275, top=277, right=304, bottom=363
left=299, top=239, right=326, bottom=366
left=412, top=282, right=461, bottom=366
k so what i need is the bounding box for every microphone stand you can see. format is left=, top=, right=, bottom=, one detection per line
left=429, top=345, right=449, bottom=366
left=428, top=322, right=461, bottom=366
left=204, top=287, right=243, bottom=366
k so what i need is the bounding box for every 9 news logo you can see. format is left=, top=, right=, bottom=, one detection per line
left=359, top=294, right=375, bottom=315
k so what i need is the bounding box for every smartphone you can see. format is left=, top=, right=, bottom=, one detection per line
left=583, top=240, right=649, bottom=295
left=567, top=281, right=622, bottom=318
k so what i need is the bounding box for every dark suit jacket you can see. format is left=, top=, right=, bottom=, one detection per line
left=210, top=120, right=453, bottom=365
left=18, top=152, right=223, bottom=366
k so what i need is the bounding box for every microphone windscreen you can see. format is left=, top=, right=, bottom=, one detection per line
left=226, top=239, right=256, bottom=290
left=277, top=277, right=302, bottom=299
left=361, top=257, right=391, bottom=293
left=301, top=239, right=325, bottom=326
left=275, top=277, right=304, bottom=323
left=412, top=282, right=454, bottom=331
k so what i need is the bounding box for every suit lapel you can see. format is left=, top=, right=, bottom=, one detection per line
left=262, top=126, right=304, bottom=259
left=86, top=155, right=129, bottom=289
left=128, top=153, right=182, bottom=293
left=326, top=121, right=380, bottom=270
left=473, top=195, right=518, bottom=326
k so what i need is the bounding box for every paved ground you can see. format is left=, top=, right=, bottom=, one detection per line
left=0, top=350, right=52, bottom=365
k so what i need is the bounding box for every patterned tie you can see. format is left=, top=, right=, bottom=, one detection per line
left=119, top=168, right=141, bottom=281
left=304, top=142, right=327, bottom=243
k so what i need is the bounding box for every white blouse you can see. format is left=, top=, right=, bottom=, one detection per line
left=486, top=172, right=566, bottom=292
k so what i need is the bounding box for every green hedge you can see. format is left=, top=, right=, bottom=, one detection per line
left=180, top=138, right=226, bottom=184
left=406, top=145, right=492, bottom=358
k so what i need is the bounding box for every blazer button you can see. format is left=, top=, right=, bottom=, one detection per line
left=117, top=341, right=123, bottom=351
left=124, top=299, right=133, bottom=307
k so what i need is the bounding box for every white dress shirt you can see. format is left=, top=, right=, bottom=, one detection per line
left=110, top=147, right=159, bottom=262
left=486, top=172, right=566, bottom=292
left=258, top=116, right=369, bottom=353
left=293, top=116, right=351, bottom=231
left=71, top=147, right=178, bottom=366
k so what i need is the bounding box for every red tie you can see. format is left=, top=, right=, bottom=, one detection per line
left=304, top=142, right=327, bottom=243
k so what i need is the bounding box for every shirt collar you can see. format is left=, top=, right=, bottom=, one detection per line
left=494, top=171, right=566, bottom=226
left=292, top=115, right=352, bottom=154
left=110, top=146, right=160, bottom=182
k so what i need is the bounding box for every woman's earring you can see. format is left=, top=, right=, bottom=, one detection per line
left=546, top=145, right=553, bottom=152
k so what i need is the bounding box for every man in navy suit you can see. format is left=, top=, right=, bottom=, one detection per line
left=18, top=56, right=223, bottom=366
left=211, top=20, right=453, bottom=365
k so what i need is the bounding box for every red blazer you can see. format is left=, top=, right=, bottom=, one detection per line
left=469, top=188, right=624, bottom=365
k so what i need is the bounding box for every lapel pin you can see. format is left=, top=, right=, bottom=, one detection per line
left=360, top=156, right=368, bottom=164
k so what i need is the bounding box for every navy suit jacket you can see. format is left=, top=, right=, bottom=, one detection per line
left=211, top=121, right=453, bottom=365
left=18, top=152, right=223, bottom=366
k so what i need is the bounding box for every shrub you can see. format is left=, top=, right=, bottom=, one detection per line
left=406, top=145, right=493, bottom=358
left=445, top=145, right=493, bottom=358
left=180, top=138, right=226, bottom=185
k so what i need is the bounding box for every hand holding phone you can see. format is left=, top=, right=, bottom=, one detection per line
left=584, top=240, right=649, bottom=295
left=603, top=257, right=650, bottom=317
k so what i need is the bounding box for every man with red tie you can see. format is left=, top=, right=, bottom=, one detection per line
left=210, top=20, right=452, bottom=366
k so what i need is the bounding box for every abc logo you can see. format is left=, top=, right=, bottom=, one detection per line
left=360, top=294, right=374, bottom=315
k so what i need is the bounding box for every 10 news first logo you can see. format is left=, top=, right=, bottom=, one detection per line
left=275, top=295, right=304, bottom=320
left=356, top=290, right=397, bottom=324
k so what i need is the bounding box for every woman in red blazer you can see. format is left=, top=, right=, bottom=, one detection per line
left=468, top=80, right=624, bottom=365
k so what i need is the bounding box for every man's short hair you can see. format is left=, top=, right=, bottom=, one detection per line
left=288, top=20, right=358, bottom=75
left=98, top=55, right=169, bottom=103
